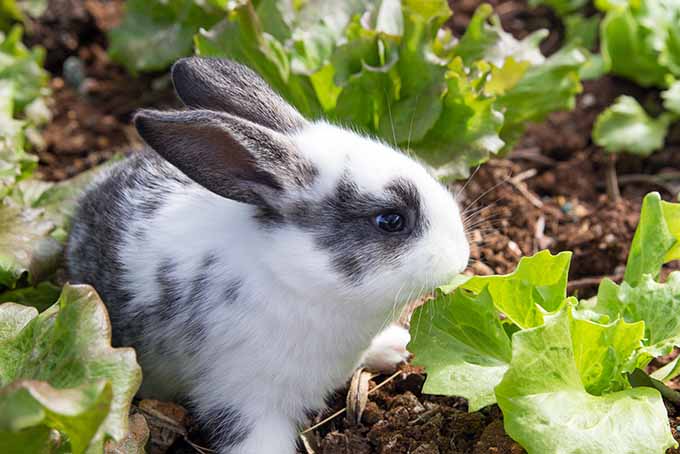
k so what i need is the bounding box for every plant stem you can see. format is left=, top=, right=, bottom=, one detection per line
left=605, top=153, right=621, bottom=202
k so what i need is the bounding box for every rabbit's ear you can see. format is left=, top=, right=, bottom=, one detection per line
left=134, top=109, right=317, bottom=206
left=171, top=57, right=307, bottom=133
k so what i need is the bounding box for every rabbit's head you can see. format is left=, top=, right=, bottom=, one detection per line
left=134, top=57, right=469, bottom=312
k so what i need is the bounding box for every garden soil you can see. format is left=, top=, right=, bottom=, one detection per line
left=28, top=1, right=680, bottom=453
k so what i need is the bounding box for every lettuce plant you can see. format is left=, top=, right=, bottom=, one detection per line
left=410, top=192, right=680, bottom=453
left=109, top=0, right=585, bottom=177
left=0, top=25, right=50, bottom=198
left=0, top=24, right=144, bottom=453
left=0, top=285, right=143, bottom=453
left=533, top=0, right=680, bottom=175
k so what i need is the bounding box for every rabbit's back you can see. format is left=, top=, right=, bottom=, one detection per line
left=66, top=151, right=193, bottom=346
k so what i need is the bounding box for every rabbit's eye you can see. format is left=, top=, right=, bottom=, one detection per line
left=374, top=212, right=406, bottom=233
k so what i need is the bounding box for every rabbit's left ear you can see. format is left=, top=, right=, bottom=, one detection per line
left=171, top=57, right=307, bottom=133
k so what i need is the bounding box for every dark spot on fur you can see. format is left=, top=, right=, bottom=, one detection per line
left=183, top=255, right=217, bottom=350
left=223, top=280, right=241, bottom=302
left=253, top=205, right=284, bottom=226
left=156, top=259, right=183, bottom=322
left=196, top=404, right=250, bottom=450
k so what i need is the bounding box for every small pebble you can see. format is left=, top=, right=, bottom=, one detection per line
left=63, top=56, right=86, bottom=89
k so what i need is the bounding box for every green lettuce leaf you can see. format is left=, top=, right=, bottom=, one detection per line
left=623, top=191, right=680, bottom=286
left=570, top=311, right=644, bottom=395
left=529, top=0, right=588, bottom=16
left=662, top=79, right=680, bottom=114
left=595, top=272, right=680, bottom=363
left=592, top=96, right=673, bottom=156
left=414, top=58, right=504, bottom=174
left=0, top=82, right=34, bottom=198
left=453, top=4, right=546, bottom=67
left=0, top=285, right=142, bottom=453
left=109, top=0, right=225, bottom=74
left=0, top=201, right=62, bottom=289
left=0, top=379, right=112, bottom=454
left=0, top=162, right=110, bottom=290
left=409, top=287, right=512, bottom=410
left=462, top=250, right=572, bottom=328
left=497, top=47, right=585, bottom=149
left=564, top=14, right=600, bottom=50
left=0, top=281, right=61, bottom=312
left=0, top=26, right=49, bottom=112
left=600, top=6, right=669, bottom=87
left=496, top=307, right=675, bottom=454
left=0, top=25, right=49, bottom=197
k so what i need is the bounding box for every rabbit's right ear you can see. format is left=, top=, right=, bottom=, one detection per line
left=134, top=109, right=316, bottom=207
left=171, top=57, right=307, bottom=133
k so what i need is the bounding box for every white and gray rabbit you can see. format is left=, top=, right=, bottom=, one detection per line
left=66, top=57, right=470, bottom=454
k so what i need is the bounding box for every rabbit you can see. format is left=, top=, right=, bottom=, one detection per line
left=66, top=57, right=470, bottom=454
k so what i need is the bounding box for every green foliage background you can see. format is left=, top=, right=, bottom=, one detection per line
left=109, top=0, right=586, bottom=178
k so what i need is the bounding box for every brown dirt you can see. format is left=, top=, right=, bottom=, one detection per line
left=304, top=365, right=524, bottom=454
left=22, top=0, right=680, bottom=453
left=28, top=0, right=176, bottom=181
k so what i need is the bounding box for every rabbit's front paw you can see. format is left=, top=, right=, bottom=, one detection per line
left=361, top=324, right=411, bottom=373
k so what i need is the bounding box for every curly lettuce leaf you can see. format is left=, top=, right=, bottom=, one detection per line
left=414, top=58, right=504, bottom=174
left=409, top=287, right=512, bottom=410
left=462, top=250, right=572, bottom=328
left=570, top=310, right=644, bottom=395
left=453, top=4, right=546, bottom=67
left=0, top=162, right=109, bottom=290
left=596, top=273, right=680, bottom=365
left=0, top=202, right=61, bottom=289
left=410, top=250, right=571, bottom=409
left=0, top=83, right=34, bottom=198
left=0, top=285, right=142, bottom=453
left=496, top=306, right=675, bottom=454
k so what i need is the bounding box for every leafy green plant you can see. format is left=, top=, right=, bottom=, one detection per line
left=0, top=284, right=142, bottom=453
left=410, top=191, right=680, bottom=453
left=110, top=0, right=586, bottom=177
left=0, top=21, right=144, bottom=453
left=531, top=0, right=680, bottom=200
left=591, top=0, right=680, bottom=200
left=0, top=25, right=50, bottom=198
left=0, top=0, right=47, bottom=30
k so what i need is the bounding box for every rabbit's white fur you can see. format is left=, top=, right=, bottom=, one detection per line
left=119, top=122, right=467, bottom=451
left=67, top=58, right=469, bottom=454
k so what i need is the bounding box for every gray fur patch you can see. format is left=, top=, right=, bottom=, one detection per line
left=286, top=174, right=426, bottom=283
left=156, top=259, right=183, bottom=322
left=65, top=150, right=192, bottom=347
left=197, top=404, right=250, bottom=450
